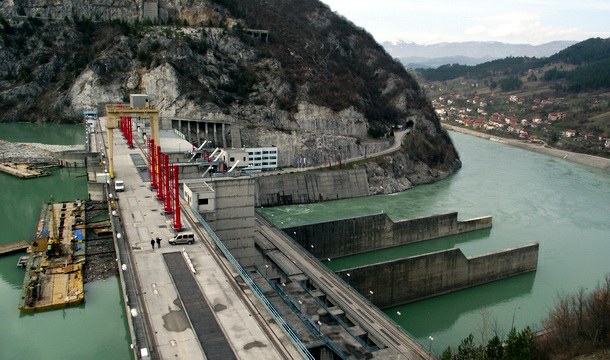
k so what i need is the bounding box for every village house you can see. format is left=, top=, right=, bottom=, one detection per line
left=563, top=129, right=577, bottom=138
left=490, top=117, right=506, bottom=129
left=504, top=115, right=518, bottom=125
left=548, top=112, right=566, bottom=121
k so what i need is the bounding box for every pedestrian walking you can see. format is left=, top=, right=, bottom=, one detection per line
left=151, top=239, right=155, bottom=249
left=156, top=237, right=161, bottom=248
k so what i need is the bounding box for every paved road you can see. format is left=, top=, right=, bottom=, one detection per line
left=259, top=129, right=410, bottom=176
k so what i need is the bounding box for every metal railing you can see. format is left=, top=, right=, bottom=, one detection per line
left=191, top=210, right=315, bottom=360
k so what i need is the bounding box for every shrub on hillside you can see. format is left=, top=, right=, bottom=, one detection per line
left=537, top=274, right=610, bottom=358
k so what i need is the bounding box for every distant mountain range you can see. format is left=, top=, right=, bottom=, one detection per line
left=382, top=40, right=578, bottom=68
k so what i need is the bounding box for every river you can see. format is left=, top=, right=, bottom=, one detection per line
left=0, top=123, right=131, bottom=360
left=258, top=130, right=610, bottom=353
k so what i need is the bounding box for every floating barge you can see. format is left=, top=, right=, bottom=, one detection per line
left=0, top=162, right=50, bottom=178
left=0, top=240, right=29, bottom=255
left=19, top=200, right=87, bottom=312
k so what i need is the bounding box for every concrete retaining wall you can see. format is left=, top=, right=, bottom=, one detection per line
left=285, top=212, right=492, bottom=259
left=255, top=169, right=369, bottom=207
left=339, top=243, right=539, bottom=308
left=203, top=178, right=262, bottom=267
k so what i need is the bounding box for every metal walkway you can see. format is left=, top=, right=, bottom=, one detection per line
left=163, top=252, right=237, bottom=360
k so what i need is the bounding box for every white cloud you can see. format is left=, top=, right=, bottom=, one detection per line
left=320, top=0, right=609, bottom=44
left=483, top=11, right=541, bottom=23
left=464, top=25, right=487, bottom=35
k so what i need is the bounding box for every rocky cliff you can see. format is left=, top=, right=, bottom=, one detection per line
left=0, top=0, right=461, bottom=194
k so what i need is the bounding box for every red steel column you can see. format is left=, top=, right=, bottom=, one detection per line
left=157, top=146, right=163, bottom=199
left=164, top=154, right=171, bottom=212
left=173, top=164, right=181, bottom=231
left=128, top=117, right=134, bottom=148
left=150, top=139, right=156, bottom=188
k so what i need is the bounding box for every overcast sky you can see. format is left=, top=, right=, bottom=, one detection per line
left=319, top=0, right=610, bottom=45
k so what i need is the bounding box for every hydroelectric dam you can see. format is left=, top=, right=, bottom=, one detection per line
left=80, top=101, right=538, bottom=360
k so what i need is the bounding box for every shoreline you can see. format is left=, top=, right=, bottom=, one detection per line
left=442, top=123, right=610, bottom=171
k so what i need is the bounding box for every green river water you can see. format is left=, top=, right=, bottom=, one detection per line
left=2, top=123, right=609, bottom=356
left=259, top=131, right=610, bottom=353
left=0, top=124, right=131, bottom=360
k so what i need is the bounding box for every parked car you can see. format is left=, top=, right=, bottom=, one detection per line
left=168, top=232, right=195, bottom=245
left=114, top=180, right=125, bottom=192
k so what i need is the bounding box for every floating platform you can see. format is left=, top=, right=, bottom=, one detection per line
left=0, top=163, right=50, bottom=178
left=17, top=256, right=29, bottom=268
left=0, top=240, right=29, bottom=255
left=19, top=200, right=87, bottom=312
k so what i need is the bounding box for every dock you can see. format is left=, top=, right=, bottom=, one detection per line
left=0, top=240, right=29, bottom=255
left=19, top=200, right=87, bottom=312
left=0, top=163, right=50, bottom=178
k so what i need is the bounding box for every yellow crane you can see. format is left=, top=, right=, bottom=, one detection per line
left=105, top=103, right=160, bottom=178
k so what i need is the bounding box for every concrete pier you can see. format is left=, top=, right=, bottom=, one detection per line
left=286, top=212, right=493, bottom=259
left=339, top=243, right=540, bottom=308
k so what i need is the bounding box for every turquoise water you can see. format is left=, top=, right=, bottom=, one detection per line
left=259, top=131, right=610, bottom=353
left=0, top=123, right=85, bottom=144
left=0, top=124, right=131, bottom=360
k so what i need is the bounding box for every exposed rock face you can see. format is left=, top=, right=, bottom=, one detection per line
left=294, top=103, right=368, bottom=137
left=0, top=0, right=461, bottom=194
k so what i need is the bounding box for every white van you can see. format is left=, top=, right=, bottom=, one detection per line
left=168, top=232, right=195, bottom=245
left=114, top=180, right=125, bottom=192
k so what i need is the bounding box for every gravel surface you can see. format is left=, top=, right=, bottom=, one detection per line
left=0, top=139, right=84, bottom=163
left=84, top=201, right=119, bottom=283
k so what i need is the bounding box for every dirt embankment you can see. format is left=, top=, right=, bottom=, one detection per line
left=443, top=124, right=610, bottom=171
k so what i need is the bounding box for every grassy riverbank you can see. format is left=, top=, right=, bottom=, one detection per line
left=442, top=124, right=610, bottom=171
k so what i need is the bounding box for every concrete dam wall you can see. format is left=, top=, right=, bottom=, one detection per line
left=255, top=169, right=369, bottom=207
left=285, top=212, right=492, bottom=259
left=339, top=243, right=540, bottom=308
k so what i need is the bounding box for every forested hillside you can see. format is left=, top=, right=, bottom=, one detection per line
left=418, top=38, right=610, bottom=93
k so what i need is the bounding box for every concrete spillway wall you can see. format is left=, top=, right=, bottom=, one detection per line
left=285, top=212, right=492, bottom=259
left=254, top=169, right=369, bottom=207
left=339, top=243, right=539, bottom=308
left=204, top=178, right=262, bottom=267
